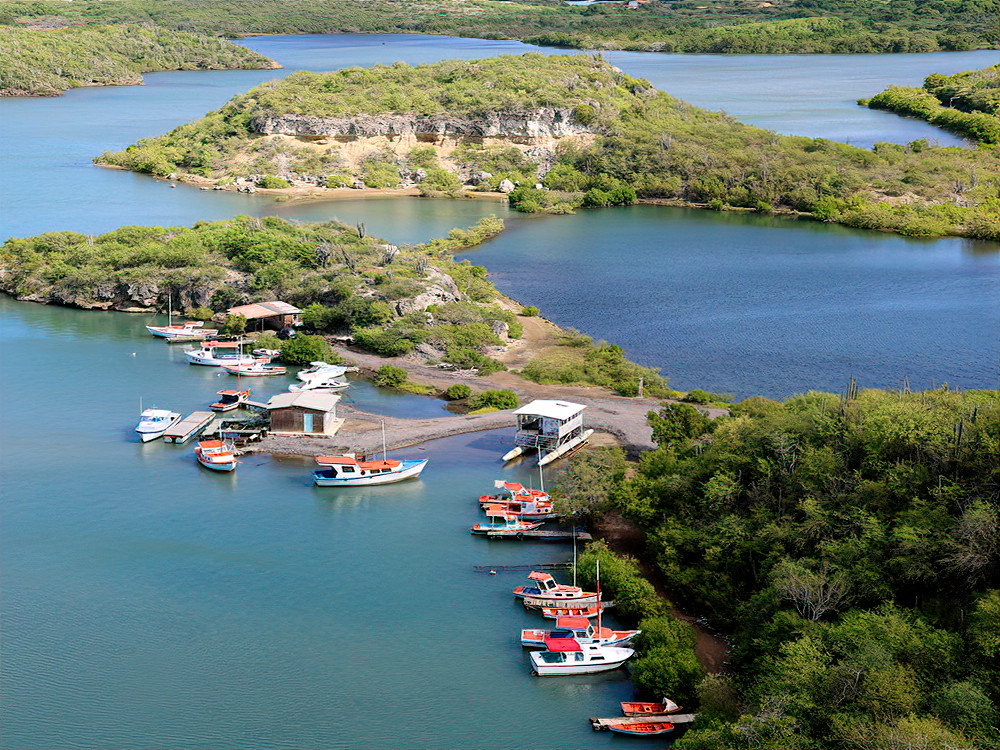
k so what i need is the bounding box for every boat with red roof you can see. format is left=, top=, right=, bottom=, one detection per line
left=470, top=507, right=543, bottom=536
left=514, top=571, right=597, bottom=605
left=313, top=455, right=428, bottom=486
left=540, top=603, right=610, bottom=619
left=521, top=615, right=640, bottom=649
left=147, top=320, right=218, bottom=339
left=529, top=637, right=634, bottom=676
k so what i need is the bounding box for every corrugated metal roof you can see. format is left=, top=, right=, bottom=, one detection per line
left=228, top=300, right=302, bottom=319
left=513, top=400, right=585, bottom=420
left=267, top=391, right=340, bottom=412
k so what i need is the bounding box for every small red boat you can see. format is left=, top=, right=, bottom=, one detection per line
left=210, top=388, right=250, bottom=412
left=540, top=603, right=609, bottom=619
left=620, top=698, right=683, bottom=716
left=606, top=721, right=675, bottom=736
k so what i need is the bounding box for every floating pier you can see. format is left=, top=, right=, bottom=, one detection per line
left=590, top=714, right=697, bottom=731
left=163, top=412, right=215, bottom=444
left=484, top=529, right=592, bottom=542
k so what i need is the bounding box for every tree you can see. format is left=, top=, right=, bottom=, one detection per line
left=278, top=334, right=331, bottom=365
left=772, top=559, right=851, bottom=621
left=552, top=446, right=627, bottom=518
left=220, top=313, right=246, bottom=336
left=373, top=365, right=408, bottom=388
left=647, top=403, right=711, bottom=446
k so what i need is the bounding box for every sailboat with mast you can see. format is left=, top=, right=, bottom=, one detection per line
left=146, top=290, right=218, bottom=339
left=312, top=422, right=428, bottom=487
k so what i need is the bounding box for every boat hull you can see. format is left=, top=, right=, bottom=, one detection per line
left=312, top=459, right=427, bottom=486
left=530, top=647, right=634, bottom=676
left=137, top=429, right=167, bottom=442
left=196, top=457, right=238, bottom=472
left=607, top=722, right=676, bottom=736
left=522, top=593, right=600, bottom=609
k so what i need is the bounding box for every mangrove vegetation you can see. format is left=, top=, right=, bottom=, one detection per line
left=0, top=23, right=276, bottom=96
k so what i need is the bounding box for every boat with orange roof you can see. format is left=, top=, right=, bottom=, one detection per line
left=521, top=615, right=640, bottom=649
left=513, top=571, right=596, bottom=604
left=313, top=455, right=427, bottom=486
left=194, top=440, right=239, bottom=472
left=210, top=388, right=251, bottom=412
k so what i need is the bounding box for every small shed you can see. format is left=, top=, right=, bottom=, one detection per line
left=228, top=300, right=302, bottom=331
left=266, top=391, right=343, bottom=436
left=503, top=399, right=593, bottom=466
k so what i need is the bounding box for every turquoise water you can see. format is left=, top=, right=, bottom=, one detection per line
left=0, top=297, right=644, bottom=748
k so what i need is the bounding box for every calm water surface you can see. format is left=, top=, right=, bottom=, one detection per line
left=0, top=297, right=643, bottom=748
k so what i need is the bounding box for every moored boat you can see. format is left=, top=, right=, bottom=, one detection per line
left=185, top=341, right=261, bottom=367
left=470, top=509, right=543, bottom=536
left=605, top=721, right=676, bottom=736
left=296, top=361, right=349, bottom=383
left=313, top=455, right=428, bottom=486
left=529, top=638, right=634, bottom=676
left=194, top=440, right=239, bottom=472
left=146, top=320, right=217, bottom=339
left=514, top=571, right=595, bottom=602
left=620, top=698, right=683, bottom=717
left=210, top=389, right=251, bottom=412
left=540, top=603, right=610, bottom=619
left=288, top=376, right=349, bottom=392
left=223, top=362, right=288, bottom=377
left=521, top=615, right=640, bottom=649
left=135, top=408, right=182, bottom=442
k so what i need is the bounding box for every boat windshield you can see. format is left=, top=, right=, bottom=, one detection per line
left=538, top=652, right=566, bottom=664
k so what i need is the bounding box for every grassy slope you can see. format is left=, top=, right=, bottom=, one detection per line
left=98, top=54, right=1000, bottom=241
left=0, top=23, right=276, bottom=95
left=0, top=0, right=994, bottom=53
left=864, top=65, right=1000, bottom=144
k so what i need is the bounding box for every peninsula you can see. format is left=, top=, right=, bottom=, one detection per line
left=0, top=23, right=277, bottom=96
left=98, top=54, right=1000, bottom=241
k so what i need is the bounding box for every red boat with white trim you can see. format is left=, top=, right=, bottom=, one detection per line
left=620, top=698, right=683, bottom=716
left=540, top=603, right=609, bottom=619
left=194, top=440, right=239, bottom=472
left=223, top=362, right=287, bottom=377
left=605, top=721, right=676, bottom=736
left=521, top=615, right=640, bottom=649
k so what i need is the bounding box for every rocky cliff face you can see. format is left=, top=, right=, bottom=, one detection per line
left=250, top=108, right=594, bottom=143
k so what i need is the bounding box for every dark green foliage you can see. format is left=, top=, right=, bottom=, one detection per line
left=866, top=78, right=1000, bottom=144
left=647, top=402, right=713, bottom=446
left=551, top=446, right=628, bottom=519
left=443, top=383, right=472, bottom=400
left=578, top=540, right=669, bottom=620
left=601, top=387, right=999, bottom=748
left=278, top=334, right=332, bottom=365
left=0, top=23, right=274, bottom=96
left=219, top=313, right=246, bottom=335
left=521, top=306, right=539, bottom=317
left=257, top=174, right=289, bottom=188
left=466, top=389, right=518, bottom=411
left=372, top=364, right=408, bottom=388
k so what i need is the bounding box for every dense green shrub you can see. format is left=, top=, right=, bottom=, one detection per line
left=278, top=334, right=332, bottom=365
left=443, top=383, right=472, bottom=400
left=257, top=174, right=289, bottom=188
left=361, top=161, right=399, bottom=188
left=466, top=389, right=518, bottom=411
left=372, top=364, right=408, bottom=388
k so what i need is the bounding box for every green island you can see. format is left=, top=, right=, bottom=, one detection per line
left=0, top=0, right=993, bottom=54
left=863, top=64, right=1000, bottom=145
left=559, top=385, right=999, bottom=749
left=98, top=54, right=1000, bottom=240
left=0, top=23, right=277, bottom=96
left=0, top=214, right=667, bottom=396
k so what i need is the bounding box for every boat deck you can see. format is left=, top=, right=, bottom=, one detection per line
left=590, top=714, right=696, bottom=731
left=163, top=412, right=215, bottom=443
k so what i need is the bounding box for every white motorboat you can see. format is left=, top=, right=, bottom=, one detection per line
left=288, top=376, right=350, bottom=392
left=529, top=639, right=635, bottom=676
left=296, top=362, right=349, bottom=384
left=313, top=456, right=428, bottom=486
left=185, top=341, right=261, bottom=367
left=135, top=408, right=182, bottom=442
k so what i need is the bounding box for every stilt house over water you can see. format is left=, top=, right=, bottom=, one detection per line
left=503, top=400, right=593, bottom=466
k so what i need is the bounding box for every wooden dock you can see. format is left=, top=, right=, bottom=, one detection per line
left=590, top=714, right=697, bottom=731
left=485, top=529, right=592, bottom=542
left=163, top=412, right=215, bottom=444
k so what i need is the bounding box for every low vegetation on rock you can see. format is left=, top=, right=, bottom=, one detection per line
left=0, top=23, right=275, bottom=96
left=863, top=65, right=1000, bottom=145
left=97, top=54, right=1000, bottom=241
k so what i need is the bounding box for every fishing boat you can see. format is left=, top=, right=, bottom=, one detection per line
left=540, top=603, right=609, bottom=619
left=529, top=638, right=634, bottom=676
left=481, top=495, right=556, bottom=521
left=514, top=571, right=596, bottom=603
left=147, top=320, right=217, bottom=339
left=605, top=721, right=676, bottom=736
left=210, top=389, right=251, bottom=412
left=313, top=456, right=428, bottom=486
left=470, top=508, right=543, bottom=536
left=223, top=362, right=287, bottom=377
left=479, top=481, right=550, bottom=506
left=521, top=616, right=640, bottom=649
left=620, top=698, right=683, bottom=717
left=194, top=440, right=239, bottom=472
left=184, top=341, right=261, bottom=367
left=135, top=408, right=182, bottom=442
